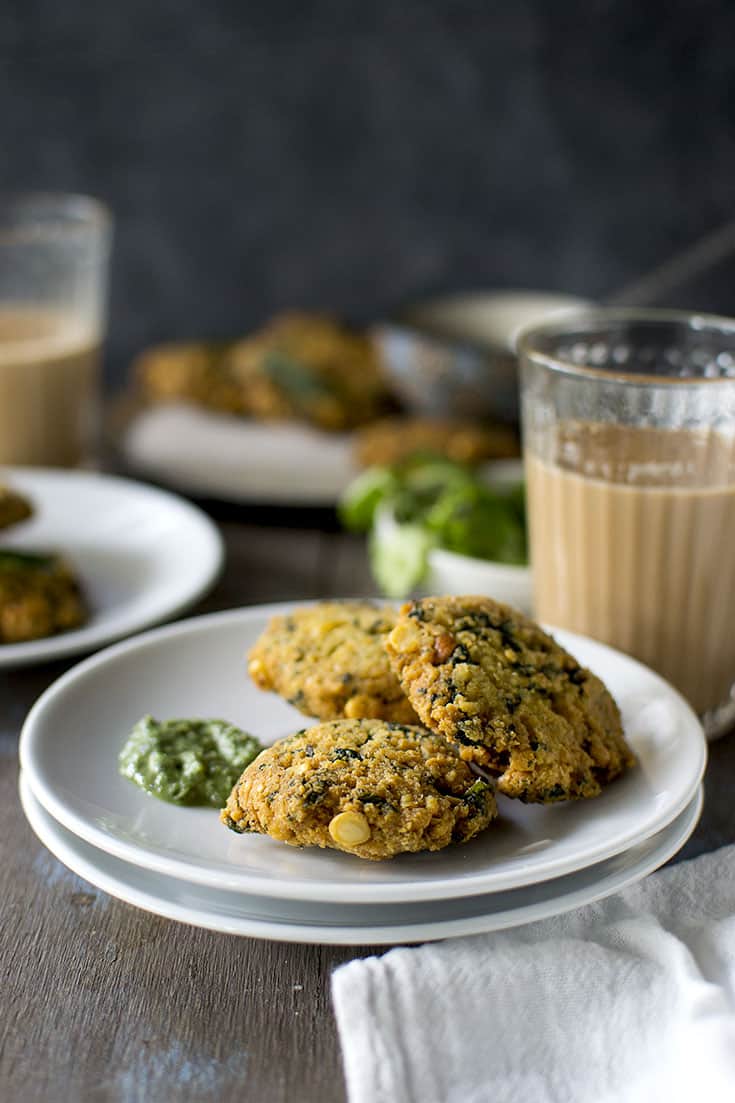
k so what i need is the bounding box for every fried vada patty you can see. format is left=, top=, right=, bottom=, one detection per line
left=226, top=313, right=392, bottom=431
left=0, top=551, right=87, bottom=643
left=248, top=601, right=418, bottom=724
left=386, top=595, right=635, bottom=803
left=221, top=718, right=497, bottom=860
left=354, top=416, right=520, bottom=468
left=134, top=340, right=246, bottom=415
left=0, top=486, right=33, bottom=531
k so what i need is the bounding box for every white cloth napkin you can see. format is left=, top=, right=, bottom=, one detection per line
left=332, top=844, right=735, bottom=1103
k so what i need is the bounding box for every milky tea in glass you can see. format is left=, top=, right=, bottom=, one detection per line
left=519, top=311, right=735, bottom=738
left=0, top=195, right=111, bottom=466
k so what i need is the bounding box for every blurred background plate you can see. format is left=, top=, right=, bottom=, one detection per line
left=0, top=467, right=223, bottom=666
left=111, top=398, right=359, bottom=506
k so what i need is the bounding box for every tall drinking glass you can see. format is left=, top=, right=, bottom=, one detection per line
left=0, top=193, right=112, bottom=466
left=518, top=309, right=735, bottom=739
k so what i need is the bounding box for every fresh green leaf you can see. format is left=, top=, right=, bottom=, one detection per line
left=421, top=479, right=527, bottom=563
left=369, top=518, right=436, bottom=599
left=0, top=550, right=56, bottom=572
left=338, top=466, right=399, bottom=532
left=340, top=456, right=528, bottom=595
left=261, top=351, right=335, bottom=407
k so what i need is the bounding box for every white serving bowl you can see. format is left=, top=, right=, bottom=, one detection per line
left=376, top=458, right=534, bottom=612
left=375, top=290, right=594, bottom=424
left=423, top=545, right=533, bottom=613
left=424, top=458, right=533, bottom=611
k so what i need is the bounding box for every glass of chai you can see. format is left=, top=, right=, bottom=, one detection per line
left=518, top=308, right=735, bottom=739
left=0, top=193, right=112, bottom=466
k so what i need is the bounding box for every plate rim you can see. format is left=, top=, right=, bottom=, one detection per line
left=18, top=772, right=703, bottom=945
left=0, top=466, right=224, bottom=667
left=113, top=400, right=357, bottom=507
left=19, top=601, right=708, bottom=902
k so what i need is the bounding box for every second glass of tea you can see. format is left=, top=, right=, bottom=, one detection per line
left=0, top=193, right=112, bottom=467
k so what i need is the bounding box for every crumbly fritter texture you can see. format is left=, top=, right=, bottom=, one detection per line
left=0, top=552, right=87, bottom=643
left=221, top=719, right=497, bottom=860
left=248, top=601, right=419, bottom=724
left=226, top=313, right=392, bottom=430
left=385, top=596, right=635, bottom=803
left=354, top=417, right=520, bottom=468
left=134, top=341, right=247, bottom=415
left=0, top=486, right=33, bottom=531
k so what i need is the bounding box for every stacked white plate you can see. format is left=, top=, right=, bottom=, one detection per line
left=19, top=603, right=707, bottom=945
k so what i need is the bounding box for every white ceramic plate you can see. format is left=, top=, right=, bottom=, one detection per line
left=19, top=774, right=702, bottom=944
left=0, top=467, right=223, bottom=666
left=373, top=458, right=533, bottom=611
left=118, top=404, right=359, bottom=505
left=20, top=602, right=707, bottom=902
left=425, top=546, right=533, bottom=614
left=404, top=290, right=595, bottom=352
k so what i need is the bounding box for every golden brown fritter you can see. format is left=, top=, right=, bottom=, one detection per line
left=221, top=718, right=497, bottom=860
left=386, top=595, right=634, bottom=803
left=248, top=601, right=418, bottom=724
left=226, top=313, right=392, bottom=430
left=134, top=341, right=246, bottom=415
left=354, top=417, right=520, bottom=468
left=0, top=551, right=87, bottom=643
left=0, top=486, right=33, bottom=531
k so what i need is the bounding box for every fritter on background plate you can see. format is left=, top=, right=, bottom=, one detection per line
left=227, top=313, right=393, bottom=430
left=133, top=341, right=246, bottom=415
left=354, top=416, right=520, bottom=468
left=0, top=486, right=33, bottom=531
left=0, top=551, right=87, bottom=643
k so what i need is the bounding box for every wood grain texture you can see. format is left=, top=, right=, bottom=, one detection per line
left=0, top=523, right=381, bottom=1103
left=1, top=521, right=734, bottom=1102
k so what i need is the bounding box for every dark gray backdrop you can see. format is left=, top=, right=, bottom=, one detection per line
left=2, top=0, right=734, bottom=387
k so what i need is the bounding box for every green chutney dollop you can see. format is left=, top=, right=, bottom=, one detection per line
left=118, top=716, right=263, bottom=807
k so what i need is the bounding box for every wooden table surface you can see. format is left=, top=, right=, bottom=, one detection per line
left=2, top=516, right=735, bottom=1103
